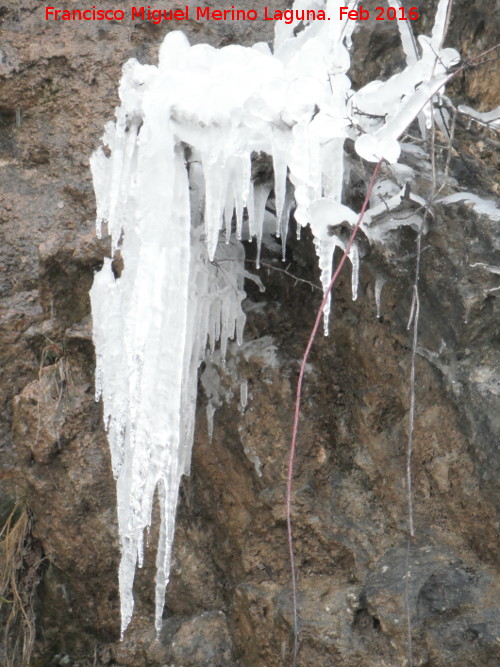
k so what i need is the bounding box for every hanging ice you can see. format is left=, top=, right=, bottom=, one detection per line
left=90, top=0, right=458, bottom=637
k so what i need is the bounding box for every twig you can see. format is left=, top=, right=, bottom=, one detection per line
left=246, top=259, right=322, bottom=292
left=286, top=159, right=383, bottom=665
left=444, top=106, right=457, bottom=179
left=214, top=257, right=322, bottom=292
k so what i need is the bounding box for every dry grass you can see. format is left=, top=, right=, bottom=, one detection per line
left=0, top=502, right=43, bottom=666
left=35, top=337, right=73, bottom=452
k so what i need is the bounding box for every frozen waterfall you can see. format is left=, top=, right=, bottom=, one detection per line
left=90, top=0, right=457, bottom=636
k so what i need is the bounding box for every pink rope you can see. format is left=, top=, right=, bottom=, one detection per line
left=287, top=159, right=383, bottom=665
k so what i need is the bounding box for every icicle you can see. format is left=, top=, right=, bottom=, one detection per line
left=231, top=153, right=251, bottom=240
left=431, top=0, right=453, bottom=51
left=224, top=188, right=234, bottom=243
left=349, top=242, right=359, bottom=301
left=321, top=137, right=345, bottom=201
left=280, top=190, right=294, bottom=262
left=251, top=184, right=272, bottom=268
left=271, top=129, right=289, bottom=225
left=308, top=198, right=358, bottom=331
left=375, top=275, right=387, bottom=319
left=390, top=0, right=419, bottom=66
left=202, top=152, right=229, bottom=260
left=206, top=403, right=216, bottom=441
left=240, top=380, right=248, bottom=413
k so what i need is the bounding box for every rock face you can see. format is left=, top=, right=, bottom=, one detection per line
left=1, top=2, right=499, bottom=666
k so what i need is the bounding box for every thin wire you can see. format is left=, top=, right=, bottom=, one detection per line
left=404, top=29, right=445, bottom=658
left=404, top=208, right=423, bottom=667
left=406, top=237, right=420, bottom=541
left=404, top=535, right=414, bottom=667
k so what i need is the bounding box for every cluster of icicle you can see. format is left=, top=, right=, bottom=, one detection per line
left=90, top=0, right=458, bottom=637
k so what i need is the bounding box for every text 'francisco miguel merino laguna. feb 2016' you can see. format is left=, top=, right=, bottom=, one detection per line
left=44, top=5, right=420, bottom=24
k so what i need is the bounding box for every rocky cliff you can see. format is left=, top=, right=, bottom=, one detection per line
left=1, top=2, right=499, bottom=665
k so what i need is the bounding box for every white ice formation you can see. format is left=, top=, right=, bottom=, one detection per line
left=90, top=0, right=458, bottom=637
left=458, top=104, right=500, bottom=131
left=438, top=192, right=500, bottom=222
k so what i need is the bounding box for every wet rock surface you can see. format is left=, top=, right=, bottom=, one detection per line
left=1, top=2, right=499, bottom=666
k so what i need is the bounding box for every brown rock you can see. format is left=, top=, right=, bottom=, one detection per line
left=1, top=2, right=499, bottom=666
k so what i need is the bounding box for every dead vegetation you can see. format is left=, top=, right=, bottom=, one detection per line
left=0, top=501, right=44, bottom=666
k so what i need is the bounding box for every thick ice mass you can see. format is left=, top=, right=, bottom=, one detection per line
left=90, top=0, right=458, bottom=636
